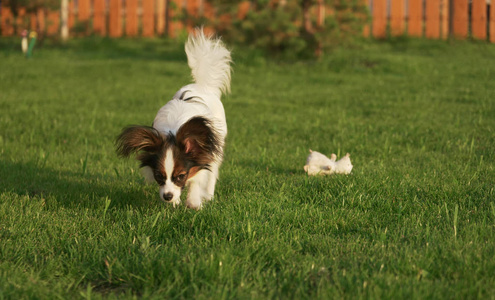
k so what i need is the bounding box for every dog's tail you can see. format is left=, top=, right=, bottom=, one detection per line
left=185, top=28, right=232, bottom=96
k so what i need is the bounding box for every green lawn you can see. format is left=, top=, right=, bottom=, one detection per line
left=1, top=37, right=494, bottom=299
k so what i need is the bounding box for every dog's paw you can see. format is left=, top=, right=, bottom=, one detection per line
left=203, top=193, right=215, bottom=202
left=186, top=197, right=203, bottom=210
left=171, top=200, right=181, bottom=208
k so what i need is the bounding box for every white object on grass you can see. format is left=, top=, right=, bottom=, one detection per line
left=21, top=30, right=28, bottom=54
left=303, top=150, right=353, bottom=176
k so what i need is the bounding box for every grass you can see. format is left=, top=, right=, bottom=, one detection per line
left=1, top=36, right=494, bottom=299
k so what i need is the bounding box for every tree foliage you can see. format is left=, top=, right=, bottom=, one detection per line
left=3, top=0, right=59, bottom=15
left=203, top=0, right=369, bottom=58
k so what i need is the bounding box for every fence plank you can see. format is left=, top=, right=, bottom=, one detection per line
left=78, top=0, right=91, bottom=21
left=372, top=0, right=386, bottom=38
left=408, top=0, right=422, bottom=37
left=37, top=9, right=46, bottom=33
left=362, top=0, right=370, bottom=37
left=202, top=0, right=216, bottom=36
left=187, top=0, right=199, bottom=15
left=471, top=0, right=486, bottom=40
left=491, top=0, right=495, bottom=42
left=16, top=8, right=26, bottom=34
left=126, top=0, right=138, bottom=36
left=93, top=0, right=106, bottom=35
left=47, top=10, right=60, bottom=35
left=426, top=0, right=440, bottom=38
left=186, top=0, right=200, bottom=31
left=390, top=0, right=405, bottom=36
left=30, top=13, right=37, bottom=31
left=109, top=0, right=123, bottom=37
left=238, top=1, right=250, bottom=19
left=316, top=0, right=325, bottom=28
left=69, top=1, right=75, bottom=31
left=156, top=0, right=166, bottom=35
left=1, top=6, right=14, bottom=36
left=440, top=0, right=449, bottom=38
left=452, top=0, right=468, bottom=38
left=142, top=0, right=155, bottom=37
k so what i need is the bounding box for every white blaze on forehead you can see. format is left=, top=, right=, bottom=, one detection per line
left=161, top=148, right=182, bottom=205
left=164, top=148, right=174, bottom=180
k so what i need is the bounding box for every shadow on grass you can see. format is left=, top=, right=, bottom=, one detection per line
left=0, top=159, right=158, bottom=210
left=234, top=158, right=301, bottom=175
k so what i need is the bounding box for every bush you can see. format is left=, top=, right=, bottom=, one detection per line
left=204, top=0, right=369, bottom=58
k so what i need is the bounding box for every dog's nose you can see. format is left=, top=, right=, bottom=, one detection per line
left=163, top=192, right=174, bottom=201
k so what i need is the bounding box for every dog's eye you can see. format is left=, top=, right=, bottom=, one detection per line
left=154, top=172, right=165, bottom=185
left=176, top=173, right=187, bottom=182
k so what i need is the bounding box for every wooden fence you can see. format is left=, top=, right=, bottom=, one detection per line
left=0, top=0, right=199, bottom=38
left=1, top=0, right=494, bottom=42
left=368, top=0, right=494, bottom=42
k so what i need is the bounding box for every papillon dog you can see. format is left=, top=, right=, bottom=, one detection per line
left=116, top=29, right=232, bottom=209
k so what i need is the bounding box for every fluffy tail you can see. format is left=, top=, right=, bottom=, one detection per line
left=185, top=28, right=232, bottom=95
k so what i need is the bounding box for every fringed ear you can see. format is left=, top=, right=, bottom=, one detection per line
left=176, top=117, right=221, bottom=165
left=116, top=125, right=164, bottom=157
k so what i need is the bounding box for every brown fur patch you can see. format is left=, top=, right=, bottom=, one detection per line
left=116, top=126, right=164, bottom=157
left=187, top=166, right=203, bottom=180
left=176, top=117, right=221, bottom=166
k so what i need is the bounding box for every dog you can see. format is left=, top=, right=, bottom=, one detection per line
left=116, top=29, right=232, bottom=209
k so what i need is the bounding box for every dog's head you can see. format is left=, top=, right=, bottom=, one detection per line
left=116, top=117, right=221, bottom=205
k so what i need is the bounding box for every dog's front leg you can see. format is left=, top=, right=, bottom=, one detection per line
left=204, top=162, right=220, bottom=201
left=186, top=170, right=209, bottom=209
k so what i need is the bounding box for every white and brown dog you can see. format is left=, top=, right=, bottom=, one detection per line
left=116, top=29, right=232, bottom=209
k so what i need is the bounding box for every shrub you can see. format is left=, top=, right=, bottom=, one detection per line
left=204, top=0, right=369, bottom=58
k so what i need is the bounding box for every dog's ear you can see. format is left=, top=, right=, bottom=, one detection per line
left=116, top=126, right=164, bottom=157
left=176, top=117, right=221, bottom=165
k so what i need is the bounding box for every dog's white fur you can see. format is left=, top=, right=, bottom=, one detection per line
left=144, top=29, right=231, bottom=209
